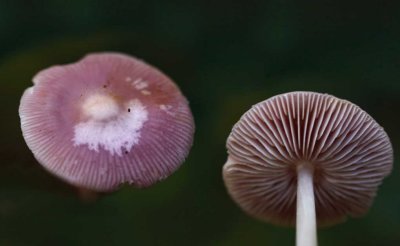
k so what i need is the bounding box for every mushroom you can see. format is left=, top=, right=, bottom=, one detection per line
left=223, top=91, right=393, bottom=246
left=19, top=52, right=195, bottom=192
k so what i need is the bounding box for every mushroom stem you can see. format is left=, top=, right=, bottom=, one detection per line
left=77, top=188, right=99, bottom=203
left=296, top=164, right=317, bottom=246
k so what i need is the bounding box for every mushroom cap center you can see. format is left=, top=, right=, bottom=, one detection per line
left=82, top=94, right=119, bottom=121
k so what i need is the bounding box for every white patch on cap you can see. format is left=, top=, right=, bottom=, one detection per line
left=159, top=104, right=175, bottom=116
left=125, top=77, right=132, bottom=82
left=132, top=78, right=148, bottom=90
left=73, top=99, right=149, bottom=156
left=160, top=104, right=172, bottom=111
left=141, top=90, right=151, bottom=95
left=81, top=94, right=119, bottom=121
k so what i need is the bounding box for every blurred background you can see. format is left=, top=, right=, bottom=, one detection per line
left=1, top=0, right=400, bottom=245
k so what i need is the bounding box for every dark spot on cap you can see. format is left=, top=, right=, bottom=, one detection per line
left=128, top=108, right=131, bottom=112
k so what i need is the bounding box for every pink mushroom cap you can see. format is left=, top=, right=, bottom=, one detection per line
left=19, top=52, right=195, bottom=192
left=223, top=91, right=393, bottom=226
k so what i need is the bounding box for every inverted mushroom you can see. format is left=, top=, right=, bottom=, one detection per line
left=19, top=52, right=194, bottom=192
left=223, top=91, right=393, bottom=246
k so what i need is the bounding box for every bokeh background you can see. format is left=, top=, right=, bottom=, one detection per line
left=1, top=0, right=400, bottom=245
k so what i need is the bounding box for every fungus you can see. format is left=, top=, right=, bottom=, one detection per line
left=223, top=91, right=393, bottom=246
left=19, top=52, right=194, bottom=192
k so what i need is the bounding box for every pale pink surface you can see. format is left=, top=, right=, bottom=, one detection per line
left=223, top=91, right=393, bottom=226
left=19, top=52, right=194, bottom=191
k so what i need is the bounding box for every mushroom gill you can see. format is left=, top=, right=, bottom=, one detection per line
left=223, top=91, right=393, bottom=236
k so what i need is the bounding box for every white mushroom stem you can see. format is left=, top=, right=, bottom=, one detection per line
left=296, top=163, right=317, bottom=246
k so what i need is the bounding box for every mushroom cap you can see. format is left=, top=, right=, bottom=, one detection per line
left=19, top=52, right=194, bottom=192
left=223, top=91, right=393, bottom=226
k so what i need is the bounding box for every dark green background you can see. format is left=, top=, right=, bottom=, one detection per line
left=1, top=0, right=399, bottom=245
